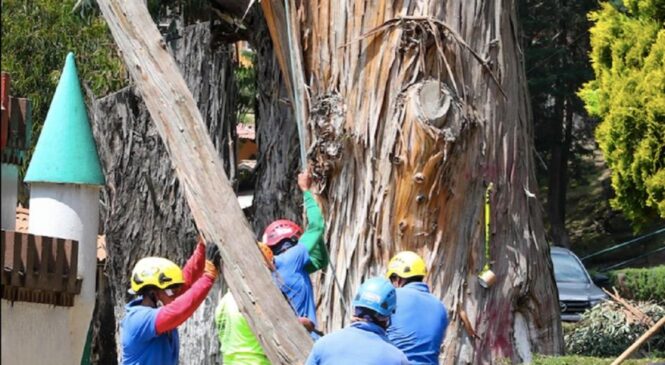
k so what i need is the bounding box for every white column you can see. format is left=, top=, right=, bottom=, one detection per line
left=28, top=183, right=100, bottom=301
left=1, top=182, right=99, bottom=365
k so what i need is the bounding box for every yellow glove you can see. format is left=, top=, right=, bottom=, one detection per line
left=204, top=260, right=219, bottom=280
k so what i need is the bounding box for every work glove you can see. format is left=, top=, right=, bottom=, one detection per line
left=204, top=260, right=219, bottom=280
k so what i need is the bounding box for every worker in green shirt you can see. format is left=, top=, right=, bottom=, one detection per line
left=215, top=243, right=274, bottom=365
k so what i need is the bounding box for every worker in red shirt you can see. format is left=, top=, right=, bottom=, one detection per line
left=121, top=237, right=220, bottom=365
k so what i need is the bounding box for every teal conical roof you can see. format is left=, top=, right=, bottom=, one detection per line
left=25, top=52, right=104, bottom=185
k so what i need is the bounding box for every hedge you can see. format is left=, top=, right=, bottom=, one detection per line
left=608, top=266, right=665, bottom=304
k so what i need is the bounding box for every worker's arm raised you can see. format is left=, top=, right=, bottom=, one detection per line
left=180, top=237, right=206, bottom=292
left=297, top=170, right=328, bottom=273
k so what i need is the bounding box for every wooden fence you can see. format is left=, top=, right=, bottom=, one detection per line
left=1, top=230, right=82, bottom=306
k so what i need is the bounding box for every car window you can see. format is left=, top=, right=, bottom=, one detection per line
left=551, top=252, right=590, bottom=283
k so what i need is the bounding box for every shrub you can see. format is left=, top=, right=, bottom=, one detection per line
left=608, top=266, right=665, bottom=304
left=565, top=300, right=665, bottom=357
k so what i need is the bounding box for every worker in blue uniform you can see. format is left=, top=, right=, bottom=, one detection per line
left=305, top=277, right=409, bottom=365
left=261, top=169, right=328, bottom=339
left=386, top=251, right=448, bottom=365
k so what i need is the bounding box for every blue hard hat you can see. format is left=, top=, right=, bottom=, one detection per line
left=352, top=276, right=396, bottom=317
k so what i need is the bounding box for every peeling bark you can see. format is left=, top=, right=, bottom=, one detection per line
left=262, top=1, right=564, bottom=363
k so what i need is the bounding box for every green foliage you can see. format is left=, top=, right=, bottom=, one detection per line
left=1, top=0, right=127, bottom=156
left=532, top=355, right=665, bottom=365
left=579, top=1, right=665, bottom=227
left=518, top=0, right=598, bottom=180
left=234, top=49, right=256, bottom=124
left=518, top=0, right=600, bottom=245
left=565, top=300, right=665, bottom=357
left=561, top=321, right=579, bottom=337
left=608, top=266, right=665, bottom=304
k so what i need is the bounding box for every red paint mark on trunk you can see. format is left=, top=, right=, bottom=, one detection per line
left=481, top=300, right=514, bottom=359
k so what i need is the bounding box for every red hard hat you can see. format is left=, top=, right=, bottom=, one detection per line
left=262, top=219, right=303, bottom=247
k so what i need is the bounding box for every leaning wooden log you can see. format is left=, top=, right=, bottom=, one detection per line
left=96, top=1, right=313, bottom=364
left=610, top=316, right=665, bottom=365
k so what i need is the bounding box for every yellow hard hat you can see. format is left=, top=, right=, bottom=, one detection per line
left=386, top=251, right=427, bottom=279
left=130, top=257, right=184, bottom=294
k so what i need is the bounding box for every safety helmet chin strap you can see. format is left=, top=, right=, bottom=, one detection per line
left=273, top=239, right=297, bottom=255
left=146, top=289, right=163, bottom=308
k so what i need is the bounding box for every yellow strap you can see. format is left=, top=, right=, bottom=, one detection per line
left=484, top=183, right=493, bottom=271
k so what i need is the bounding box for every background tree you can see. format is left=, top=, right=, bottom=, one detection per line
left=579, top=0, right=665, bottom=228
left=234, top=50, right=257, bottom=124
left=518, top=0, right=598, bottom=248
left=261, top=0, right=563, bottom=363
left=1, top=0, right=126, bottom=167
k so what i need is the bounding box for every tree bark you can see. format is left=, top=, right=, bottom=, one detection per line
left=91, top=264, right=117, bottom=365
left=91, top=22, right=235, bottom=365
left=248, top=10, right=303, bottom=233
left=545, top=10, right=573, bottom=249
left=262, top=1, right=564, bottom=363
left=547, top=96, right=573, bottom=249
left=96, top=1, right=313, bottom=364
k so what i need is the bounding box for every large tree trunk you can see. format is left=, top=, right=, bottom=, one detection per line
left=91, top=22, right=235, bottom=365
left=262, top=1, right=564, bottom=363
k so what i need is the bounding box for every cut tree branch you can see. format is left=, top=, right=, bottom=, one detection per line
left=96, top=1, right=313, bottom=363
